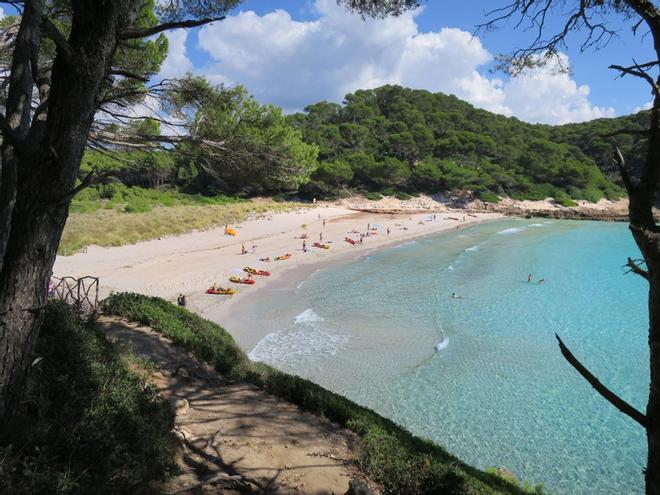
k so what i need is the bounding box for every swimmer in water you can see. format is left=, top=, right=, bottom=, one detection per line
left=538, top=278, right=545, bottom=284
left=451, top=292, right=464, bottom=299
left=528, top=274, right=533, bottom=283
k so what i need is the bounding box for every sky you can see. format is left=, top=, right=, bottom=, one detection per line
left=155, top=0, right=658, bottom=125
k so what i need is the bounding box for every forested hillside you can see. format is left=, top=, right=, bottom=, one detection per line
left=288, top=85, right=647, bottom=203
left=81, top=83, right=647, bottom=205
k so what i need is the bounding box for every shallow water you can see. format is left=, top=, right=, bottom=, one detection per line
left=225, top=219, right=648, bottom=494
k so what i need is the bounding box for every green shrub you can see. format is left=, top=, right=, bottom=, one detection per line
left=554, top=190, right=578, bottom=207
left=582, top=186, right=604, bottom=204
left=123, top=197, right=152, bottom=213
left=101, top=293, right=537, bottom=495
left=395, top=192, right=412, bottom=201
left=102, top=293, right=247, bottom=379
left=480, top=191, right=500, bottom=203
left=365, top=192, right=383, bottom=201
left=0, top=303, right=177, bottom=494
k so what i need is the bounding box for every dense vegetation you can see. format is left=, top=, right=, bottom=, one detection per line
left=102, top=292, right=544, bottom=495
left=289, top=85, right=646, bottom=202
left=78, top=84, right=647, bottom=207
left=0, top=304, right=177, bottom=494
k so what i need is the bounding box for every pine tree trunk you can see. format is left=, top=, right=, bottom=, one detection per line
left=0, top=0, right=141, bottom=422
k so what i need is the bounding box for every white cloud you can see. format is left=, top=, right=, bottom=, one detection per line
left=633, top=100, right=653, bottom=113
left=158, top=30, right=193, bottom=79
left=194, top=0, right=612, bottom=124
left=501, top=54, right=615, bottom=124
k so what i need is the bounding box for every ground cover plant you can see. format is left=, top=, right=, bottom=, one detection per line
left=102, top=292, right=544, bottom=495
left=0, top=303, right=177, bottom=494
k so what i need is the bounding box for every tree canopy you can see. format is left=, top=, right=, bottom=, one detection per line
left=288, top=84, right=643, bottom=202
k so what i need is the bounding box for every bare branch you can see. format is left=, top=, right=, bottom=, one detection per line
left=610, top=62, right=659, bottom=95
left=555, top=334, right=648, bottom=429
left=625, top=257, right=650, bottom=280
left=613, top=147, right=636, bottom=194
left=119, top=17, right=225, bottom=40
left=54, top=170, right=94, bottom=206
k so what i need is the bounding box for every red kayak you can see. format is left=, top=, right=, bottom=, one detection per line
left=313, top=242, right=330, bottom=249
left=345, top=237, right=357, bottom=245
left=229, top=276, right=255, bottom=285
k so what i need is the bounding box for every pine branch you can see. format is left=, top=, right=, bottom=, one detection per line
left=119, top=17, right=225, bottom=40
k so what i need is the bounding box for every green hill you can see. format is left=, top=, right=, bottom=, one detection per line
left=287, top=84, right=647, bottom=203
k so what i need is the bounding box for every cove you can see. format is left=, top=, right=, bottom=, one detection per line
left=222, top=219, right=648, bottom=494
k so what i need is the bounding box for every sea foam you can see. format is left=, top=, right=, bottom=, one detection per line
left=497, top=227, right=525, bottom=235
left=295, top=308, right=324, bottom=324
left=248, top=309, right=348, bottom=365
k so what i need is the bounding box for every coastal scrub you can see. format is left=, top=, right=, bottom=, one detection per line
left=102, top=292, right=542, bottom=495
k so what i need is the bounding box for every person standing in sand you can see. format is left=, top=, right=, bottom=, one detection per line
left=319, top=232, right=323, bottom=241
left=323, top=218, right=326, bottom=228
left=241, top=243, right=247, bottom=255
left=387, top=227, right=390, bottom=236
left=303, top=240, right=307, bottom=252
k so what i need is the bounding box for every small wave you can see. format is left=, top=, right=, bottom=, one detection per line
left=497, top=227, right=525, bottom=235
left=447, top=265, right=454, bottom=271
left=248, top=327, right=349, bottom=364
left=465, top=245, right=480, bottom=252
left=297, top=280, right=305, bottom=289
left=528, top=223, right=544, bottom=228
left=295, top=308, right=323, bottom=324
left=435, top=337, right=449, bottom=352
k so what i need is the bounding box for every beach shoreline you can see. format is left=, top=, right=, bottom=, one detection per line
left=54, top=205, right=501, bottom=339
left=54, top=194, right=632, bottom=350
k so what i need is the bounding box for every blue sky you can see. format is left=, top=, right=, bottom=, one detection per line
left=157, top=0, right=655, bottom=124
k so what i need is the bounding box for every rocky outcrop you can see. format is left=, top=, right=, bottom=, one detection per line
left=476, top=202, right=631, bottom=222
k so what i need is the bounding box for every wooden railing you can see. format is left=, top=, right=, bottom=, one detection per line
left=49, top=276, right=99, bottom=313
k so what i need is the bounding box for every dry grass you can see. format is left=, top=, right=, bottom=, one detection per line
left=59, top=200, right=309, bottom=255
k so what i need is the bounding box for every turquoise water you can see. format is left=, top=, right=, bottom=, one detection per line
left=227, top=219, right=648, bottom=494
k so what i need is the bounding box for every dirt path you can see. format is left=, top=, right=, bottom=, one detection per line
left=97, top=316, right=375, bottom=495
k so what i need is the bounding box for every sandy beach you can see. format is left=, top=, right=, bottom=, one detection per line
left=54, top=204, right=502, bottom=331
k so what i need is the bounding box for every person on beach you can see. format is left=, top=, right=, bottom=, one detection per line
left=241, top=243, right=247, bottom=254
left=528, top=274, right=533, bottom=283
left=387, top=227, right=390, bottom=236
left=251, top=244, right=257, bottom=254
left=433, top=214, right=436, bottom=221
left=323, top=218, right=326, bottom=228
left=367, top=223, right=370, bottom=230
left=319, top=232, right=323, bottom=241
left=178, top=294, right=187, bottom=307
left=303, top=240, right=307, bottom=252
